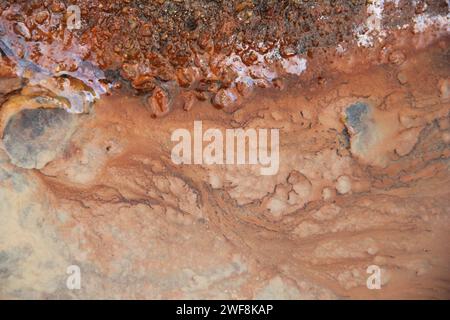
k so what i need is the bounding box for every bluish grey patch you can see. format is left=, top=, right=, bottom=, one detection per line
left=345, top=102, right=369, bottom=134
left=0, top=250, right=16, bottom=279
left=0, top=166, right=28, bottom=192
left=0, top=167, right=12, bottom=180
left=0, top=247, right=33, bottom=280
left=0, top=251, right=8, bottom=264
left=3, top=108, right=76, bottom=169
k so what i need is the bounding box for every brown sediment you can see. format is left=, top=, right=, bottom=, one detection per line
left=0, top=1, right=449, bottom=300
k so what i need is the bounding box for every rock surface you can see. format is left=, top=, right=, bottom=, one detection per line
left=0, top=1, right=449, bottom=300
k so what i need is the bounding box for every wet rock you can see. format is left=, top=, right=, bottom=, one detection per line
left=176, top=67, right=198, bottom=88
left=182, top=91, right=195, bottom=111
left=147, top=86, right=171, bottom=118
left=38, top=76, right=97, bottom=114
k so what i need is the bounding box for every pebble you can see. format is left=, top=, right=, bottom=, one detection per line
left=147, top=86, right=171, bottom=118
left=336, top=175, right=352, bottom=194
left=182, top=92, right=195, bottom=111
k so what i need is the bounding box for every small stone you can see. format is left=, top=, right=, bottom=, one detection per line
left=336, top=175, right=352, bottom=194
left=182, top=92, right=195, bottom=111
left=147, top=86, right=171, bottom=118
left=209, top=174, right=223, bottom=189
left=176, top=68, right=197, bottom=88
